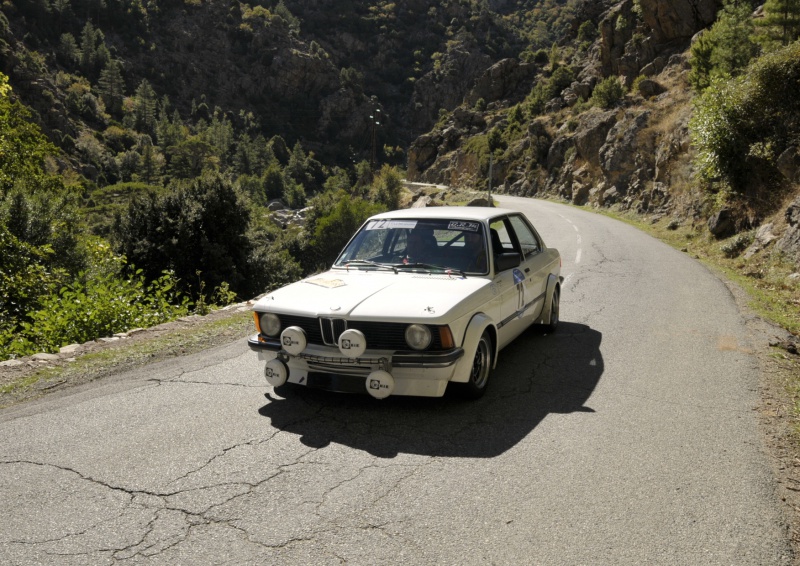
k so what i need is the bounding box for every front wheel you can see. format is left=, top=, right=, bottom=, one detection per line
left=460, top=331, right=493, bottom=399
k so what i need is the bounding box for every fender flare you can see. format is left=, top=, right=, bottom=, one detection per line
left=539, top=274, right=560, bottom=324
left=450, top=313, right=497, bottom=383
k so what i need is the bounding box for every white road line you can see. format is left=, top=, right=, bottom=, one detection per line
left=559, top=213, right=582, bottom=265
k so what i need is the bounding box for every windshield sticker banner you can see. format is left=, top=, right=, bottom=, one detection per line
left=448, top=221, right=480, bottom=232
left=367, top=219, right=418, bottom=230
left=305, top=277, right=347, bottom=288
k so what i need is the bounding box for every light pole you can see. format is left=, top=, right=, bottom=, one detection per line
left=487, top=155, right=493, bottom=206
left=370, top=108, right=381, bottom=170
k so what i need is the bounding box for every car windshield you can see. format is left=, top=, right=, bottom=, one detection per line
left=334, top=218, right=489, bottom=275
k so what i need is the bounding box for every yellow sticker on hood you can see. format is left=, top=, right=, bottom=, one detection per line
left=305, top=277, right=347, bottom=288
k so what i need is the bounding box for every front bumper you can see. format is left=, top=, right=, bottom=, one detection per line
left=247, top=334, right=465, bottom=397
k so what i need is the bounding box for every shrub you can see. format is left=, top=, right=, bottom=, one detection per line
left=577, top=20, right=597, bottom=43
left=690, top=41, right=800, bottom=192
left=0, top=268, right=189, bottom=359
left=689, top=1, right=758, bottom=92
left=312, top=192, right=384, bottom=267
left=721, top=232, right=754, bottom=258
left=370, top=165, right=403, bottom=210
left=114, top=172, right=260, bottom=298
left=590, top=76, right=625, bottom=109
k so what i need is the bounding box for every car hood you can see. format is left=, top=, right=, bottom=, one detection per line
left=253, top=269, right=491, bottom=323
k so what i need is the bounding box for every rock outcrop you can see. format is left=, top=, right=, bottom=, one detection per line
left=638, top=0, right=722, bottom=42
left=463, top=59, right=538, bottom=108
left=778, top=197, right=800, bottom=263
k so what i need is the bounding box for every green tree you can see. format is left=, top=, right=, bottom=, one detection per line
left=548, top=43, right=560, bottom=70
left=167, top=137, right=217, bottom=179
left=282, top=178, right=306, bottom=208
left=0, top=73, right=86, bottom=347
left=577, top=20, right=597, bottom=43
left=262, top=163, right=286, bottom=201
left=369, top=164, right=403, bottom=209
left=311, top=192, right=384, bottom=267
left=114, top=172, right=262, bottom=298
left=275, top=0, right=300, bottom=31
left=339, top=67, right=364, bottom=93
left=689, top=30, right=716, bottom=91
left=758, top=0, right=800, bottom=45
left=140, top=142, right=160, bottom=185
left=79, top=22, right=109, bottom=78
left=590, top=76, right=625, bottom=109
left=710, top=2, right=759, bottom=77
left=689, top=1, right=759, bottom=91
left=156, top=108, right=187, bottom=150
left=134, top=79, right=158, bottom=134
left=0, top=76, right=59, bottom=196
left=97, top=59, right=125, bottom=115
left=690, top=40, right=800, bottom=192
left=487, top=127, right=506, bottom=152
left=205, top=109, right=235, bottom=167
left=58, top=33, right=80, bottom=67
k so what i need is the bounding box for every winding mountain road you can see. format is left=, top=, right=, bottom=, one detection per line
left=0, top=196, right=793, bottom=564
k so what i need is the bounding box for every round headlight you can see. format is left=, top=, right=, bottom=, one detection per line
left=259, top=313, right=281, bottom=337
left=405, top=324, right=432, bottom=350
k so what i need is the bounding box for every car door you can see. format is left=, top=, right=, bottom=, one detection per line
left=489, top=216, right=530, bottom=348
left=507, top=213, right=550, bottom=323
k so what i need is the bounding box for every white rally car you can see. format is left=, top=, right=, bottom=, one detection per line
left=248, top=206, right=561, bottom=399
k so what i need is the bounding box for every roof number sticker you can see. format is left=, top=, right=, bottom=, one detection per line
left=448, top=221, right=480, bottom=232
left=367, top=219, right=418, bottom=230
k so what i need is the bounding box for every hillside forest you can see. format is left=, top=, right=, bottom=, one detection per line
left=1, top=0, right=800, bottom=360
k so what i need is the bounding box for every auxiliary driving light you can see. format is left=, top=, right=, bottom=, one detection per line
left=264, top=359, right=288, bottom=387
left=280, top=326, right=307, bottom=356
left=338, top=328, right=367, bottom=358
left=365, top=370, right=394, bottom=399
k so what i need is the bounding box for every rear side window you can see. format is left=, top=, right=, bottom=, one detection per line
left=509, top=215, right=541, bottom=257
left=489, top=219, right=515, bottom=254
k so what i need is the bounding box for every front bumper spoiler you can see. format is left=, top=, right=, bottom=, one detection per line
left=247, top=334, right=464, bottom=368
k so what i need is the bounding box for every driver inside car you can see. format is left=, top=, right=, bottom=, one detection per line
left=464, top=230, right=487, bottom=272
left=405, top=229, right=437, bottom=264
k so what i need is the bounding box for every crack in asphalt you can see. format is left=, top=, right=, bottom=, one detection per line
left=0, top=459, right=162, bottom=499
left=0, top=329, right=601, bottom=560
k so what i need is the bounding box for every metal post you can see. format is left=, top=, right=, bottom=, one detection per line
left=488, top=155, right=493, bottom=207
left=370, top=108, right=381, bottom=170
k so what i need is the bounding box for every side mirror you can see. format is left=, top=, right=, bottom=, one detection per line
left=494, top=252, right=521, bottom=272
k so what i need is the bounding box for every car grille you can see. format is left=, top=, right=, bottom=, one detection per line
left=274, top=315, right=443, bottom=350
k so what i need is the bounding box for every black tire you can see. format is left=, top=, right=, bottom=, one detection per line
left=461, top=331, right=492, bottom=399
left=546, top=287, right=559, bottom=332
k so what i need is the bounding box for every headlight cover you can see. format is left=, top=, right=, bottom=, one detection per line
left=405, top=324, right=432, bottom=350
left=259, top=313, right=281, bottom=337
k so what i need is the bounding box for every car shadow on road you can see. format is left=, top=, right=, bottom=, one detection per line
left=257, top=322, right=602, bottom=458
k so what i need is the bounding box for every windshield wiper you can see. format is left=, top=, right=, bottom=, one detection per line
left=399, top=262, right=466, bottom=277
left=342, top=259, right=398, bottom=274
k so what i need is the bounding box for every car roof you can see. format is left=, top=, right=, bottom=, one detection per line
left=368, top=206, right=516, bottom=222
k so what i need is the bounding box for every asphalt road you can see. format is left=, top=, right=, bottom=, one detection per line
left=0, top=196, right=793, bottom=565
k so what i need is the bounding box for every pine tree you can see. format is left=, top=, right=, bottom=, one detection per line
left=134, top=79, right=158, bottom=134
left=97, top=59, right=124, bottom=115
left=759, top=0, right=800, bottom=45
left=140, top=143, right=156, bottom=185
